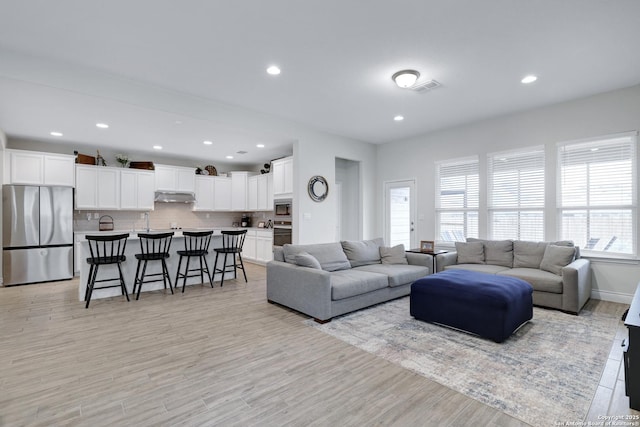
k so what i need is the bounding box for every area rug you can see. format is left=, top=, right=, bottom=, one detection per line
left=308, top=297, right=621, bottom=427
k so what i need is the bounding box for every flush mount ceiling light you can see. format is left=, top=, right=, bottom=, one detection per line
left=521, top=75, right=538, bottom=84
left=392, top=69, right=420, bottom=88
left=96, top=123, right=109, bottom=129
left=50, top=131, right=63, bottom=137
left=394, top=115, right=404, bottom=122
left=266, top=65, right=281, bottom=75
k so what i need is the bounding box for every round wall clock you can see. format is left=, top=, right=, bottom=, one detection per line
left=308, top=175, right=329, bottom=202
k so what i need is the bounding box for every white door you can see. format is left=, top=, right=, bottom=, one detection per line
left=384, top=180, right=416, bottom=249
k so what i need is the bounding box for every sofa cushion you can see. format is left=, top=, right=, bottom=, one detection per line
left=497, top=268, right=563, bottom=294
left=295, top=252, right=322, bottom=270
left=330, top=270, right=389, bottom=300
left=540, top=245, right=576, bottom=275
left=467, top=238, right=513, bottom=268
left=380, top=244, right=408, bottom=265
left=444, top=264, right=510, bottom=274
left=455, top=242, right=485, bottom=264
left=354, top=264, right=429, bottom=287
left=283, top=242, right=351, bottom=272
left=341, top=238, right=384, bottom=267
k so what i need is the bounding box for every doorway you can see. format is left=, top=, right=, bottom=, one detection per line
left=384, top=179, right=416, bottom=249
left=335, top=158, right=360, bottom=241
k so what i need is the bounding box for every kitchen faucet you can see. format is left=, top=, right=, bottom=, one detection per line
left=144, top=212, right=150, bottom=232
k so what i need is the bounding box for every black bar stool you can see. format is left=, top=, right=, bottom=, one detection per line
left=132, top=232, right=174, bottom=300
left=175, top=230, right=214, bottom=292
left=84, top=233, right=129, bottom=308
left=213, top=229, right=248, bottom=286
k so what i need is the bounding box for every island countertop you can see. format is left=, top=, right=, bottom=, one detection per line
left=78, top=232, right=242, bottom=301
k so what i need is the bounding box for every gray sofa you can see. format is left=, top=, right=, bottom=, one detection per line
left=437, top=239, right=591, bottom=314
left=267, top=238, right=432, bottom=322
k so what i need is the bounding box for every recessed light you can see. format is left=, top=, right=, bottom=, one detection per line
left=256, top=144, right=265, bottom=148
left=266, top=65, right=281, bottom=75
left=50, top=131, right=63, bottom=137
left=226, top=155, right=234, bottom=159
left=96, top=123, right=109, bottom=129
left=521, top=75, right=537, bottom=84
left=174, top=120, right=183, bottom=125
left=153, top=145, right=163, bottom=150
left=394, top=115, right=404, bottom=121
left=203, top=140, right=213, bottom=145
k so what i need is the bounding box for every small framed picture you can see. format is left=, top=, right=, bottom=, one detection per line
left=420, top=240, right=435, bottom=253
left=257, top=221, right=266, bottom=228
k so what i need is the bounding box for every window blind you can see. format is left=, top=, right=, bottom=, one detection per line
left=488, top=147, right=545, bottom=240
left=435, top=157, right=479, bottom=242
left=558, top=133, right=637, bottom=255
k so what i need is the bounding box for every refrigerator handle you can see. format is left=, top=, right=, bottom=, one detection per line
left=40, top=187, right=54, bottom=246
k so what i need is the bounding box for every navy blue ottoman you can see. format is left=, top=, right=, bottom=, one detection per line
left=410, top=270, right=533, bottom=343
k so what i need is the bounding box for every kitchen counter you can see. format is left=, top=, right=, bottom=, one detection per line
left=77, top=231, right=248, bottom=301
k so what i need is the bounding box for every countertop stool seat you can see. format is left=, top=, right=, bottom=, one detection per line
left=84, top=233, right=130, bottom=308
left=133, top=232, right=174, bottom=300
left=214, top=229, right=248, bottom=287
left=175, top=230, right=214, bottom=292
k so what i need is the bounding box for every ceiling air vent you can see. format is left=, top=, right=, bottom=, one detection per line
left=236, top=150, right=248, bottom=154
left=410, top=79, right=441, bottom=93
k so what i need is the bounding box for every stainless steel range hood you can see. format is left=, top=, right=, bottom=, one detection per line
left=154, top=191, right=196, bottom=203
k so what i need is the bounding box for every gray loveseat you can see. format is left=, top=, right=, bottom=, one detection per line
left=437, top=239, right=591, bottom=314
left=267, top=238, right=432, bottom=322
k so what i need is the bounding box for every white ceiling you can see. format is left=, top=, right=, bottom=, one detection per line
left=1, top=0, right=639, bottom=165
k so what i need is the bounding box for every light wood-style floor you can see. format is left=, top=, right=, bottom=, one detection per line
left=0, top=263, right=635, bottom=426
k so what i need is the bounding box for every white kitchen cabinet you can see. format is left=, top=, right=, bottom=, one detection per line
left=257, top=173, right=273, bottom=210
left=230, top=171, right=251, bottom=211
left=213, top=176, right=232, bottom=210
left=247, top=175, right=259, bottom=210
left=4, top=149, right=75, bottom=186
left=272, top=156, right=293, bottom=199
left=194, top=176, right=215, bottom=211
left=154, top=164, right=195, bottom=192
left=120, top=169, right=155, bottom=211
left=242, top=230, right=257, bottom=260
left=242, top=229, right=273, bottom=264
left=256, top=230, right=273, bottom=263
left=74, top=165, right=120, bottom=210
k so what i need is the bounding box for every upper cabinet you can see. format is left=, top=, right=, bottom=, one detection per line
left=154, top=164, right=196, bottom=192
left=272, top=156, right=293, bottom=199
left=75, top=165, right=153, bottom=211
left=120, top=169, right=155, bottom=211
left=4, top=149, right=75, bottom=187
left=75, top=165, right=120, bottom=210
left=230, top=171, right=252, bottom=211
left=248, top=173, right=273, bottom=211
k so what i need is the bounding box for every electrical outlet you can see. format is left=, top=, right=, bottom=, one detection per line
left=86, top=213, right=91, bottom=221
left=93, top=212, right=99, bottom=219
left=140, top=213, right=145, bottom=219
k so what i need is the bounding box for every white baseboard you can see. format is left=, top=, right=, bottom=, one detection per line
left=591, top=289, right=633, bottom=304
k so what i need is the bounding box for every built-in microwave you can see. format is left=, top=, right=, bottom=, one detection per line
left=274, top=199, right=292, bottom=217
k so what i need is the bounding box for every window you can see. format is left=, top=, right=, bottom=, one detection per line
left=558, top=133, right=637, bottom=256
left=435, top=157, right=479, bottom=243
left=488, top=147, right=545, bottom=240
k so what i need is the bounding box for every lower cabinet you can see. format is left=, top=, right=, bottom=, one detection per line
left=242, top=230, right=273, bottom=264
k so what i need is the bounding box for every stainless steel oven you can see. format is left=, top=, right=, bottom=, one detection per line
left=273, top=221, right=292, bottom=246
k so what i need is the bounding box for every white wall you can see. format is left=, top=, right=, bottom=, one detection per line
left=336, top=158, right=360, bottom=241
left=376, top=84, right=640, bottom=302
left=294, top=135, right=377, bottom=245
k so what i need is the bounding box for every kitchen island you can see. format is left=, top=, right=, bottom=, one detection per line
left=77, top=229, right=240, bottom=301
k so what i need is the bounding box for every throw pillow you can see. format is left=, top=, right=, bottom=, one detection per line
left=341, top=238, right=384, bottom=267
left=540, top=245, right=576, bottom=275
left=283, top=242, right=351, bottom=272
left=455, top=241, right=485, bottom=264
left=380, top=244, right=409, bottom=265
left=513, top=241, right=548, bottom=268
left=295, top=252, right=322, bottom=270
left=467, top=238, right=513, bottom=268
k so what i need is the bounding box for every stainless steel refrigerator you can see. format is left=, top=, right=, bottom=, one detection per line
left=3, top=185, right=73, bottom=286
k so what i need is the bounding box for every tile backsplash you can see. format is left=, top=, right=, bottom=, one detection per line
left=74, top=203, right=274, bottom=232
